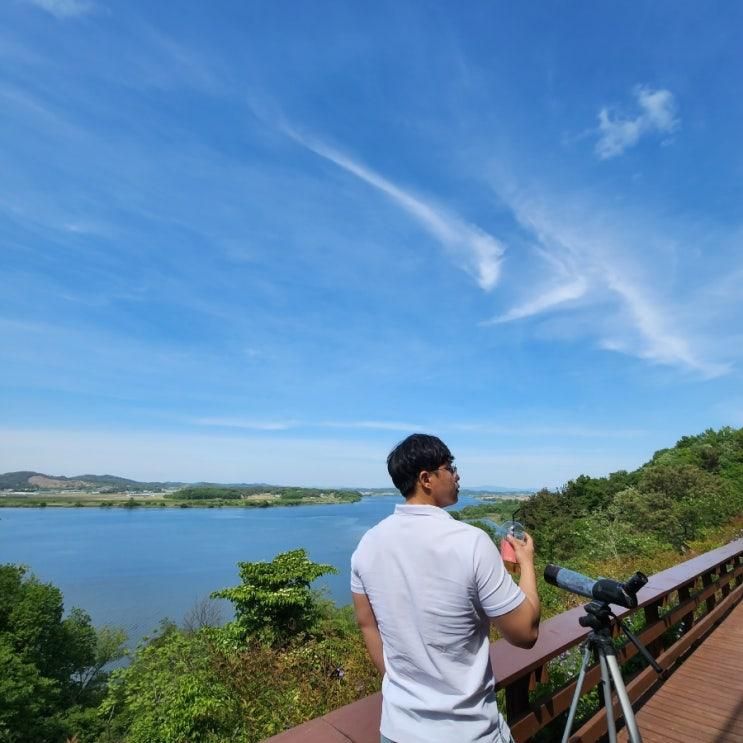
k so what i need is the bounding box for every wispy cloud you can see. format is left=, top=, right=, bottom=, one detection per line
left=190, top=418, right=299, bottom=431
left=491, top=191, right=732, bottom=378
left=450, top=423, right=646, bottom=438
left=22, top=0, right=94, bottom=19
left=283, top=128, right=506, bottom=290
left=603, top=271, right=731, bottom=377
left=482, top=278, right=587, bottom=324
left=320, top=420, right=425, bottom=432
left=130, top=24, right=223, bottom=94
left=595, top=86, right=679, bottom=159
left=190, top=418, right=424, bottom=432
left=189, top=417, right=645, bottom=438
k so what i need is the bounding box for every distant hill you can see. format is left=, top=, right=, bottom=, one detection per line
left=0, top=471, right=42, bottom=489
left=463, top=485, right=537, bottom=494
left=0, top=471, right=535, bottom=494
left=0, top=471, right=186, bottom=492
left=0, top=472, right=364, bottom=494
left=69, top=474, right=142, bottom=486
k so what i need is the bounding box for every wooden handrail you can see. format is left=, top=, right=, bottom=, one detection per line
left=492, top=538, right=743, bottom=689
left=263, top=539, right=743, bottom=743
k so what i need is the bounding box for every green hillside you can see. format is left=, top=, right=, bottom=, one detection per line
left=516, top=426, right=743, bottom=562
left=0, top=471, right=41, bottom=489
left=166, top=485, right=361, bottom=504
left=0, top=471, right=181, bottom=492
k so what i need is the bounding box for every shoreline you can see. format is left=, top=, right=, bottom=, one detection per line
left=0, top=498, right=361, bottom=510
left=0, top=495, right=363, bottom=509
left=0, top=490, right=528, bottom=510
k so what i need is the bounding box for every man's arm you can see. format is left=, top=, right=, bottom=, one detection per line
left=491, top=533, right=541, bottom=649
left=352, top=591, right=385, bottom=674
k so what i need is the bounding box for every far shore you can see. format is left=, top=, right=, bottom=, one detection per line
left=0, top=489, right=529, bottom=509
left=0, top=490, right=361, bottom=509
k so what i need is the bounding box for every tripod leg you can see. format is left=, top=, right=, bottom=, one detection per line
left=605, top=653, right=643, bottom=743
left=561, top=645, right=592, bottom=743
left=598, top=651, right=617, bottom=743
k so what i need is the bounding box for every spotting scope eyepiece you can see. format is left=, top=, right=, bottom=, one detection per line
left=544, top=564, right=648, bottom=609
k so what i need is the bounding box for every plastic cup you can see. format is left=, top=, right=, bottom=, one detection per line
left=500, top=538, right=517, bottom=564
left=499, top=521, right=525, bottom=574
left=502, top=520, right=525, bottom=540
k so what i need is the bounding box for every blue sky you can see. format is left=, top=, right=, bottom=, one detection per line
left=1, top=1, right=742, bottom=488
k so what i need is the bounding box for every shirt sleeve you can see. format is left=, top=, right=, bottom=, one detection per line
left=473, top=530, right=525, bottom=617
left=350, top=546, right=366, bottom=594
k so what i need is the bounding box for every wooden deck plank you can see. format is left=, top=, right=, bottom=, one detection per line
left=651, top=687, right=737, bottom=718
left=641, top=701, right=742, bottom=736
left=638, top=714, right=720, bottom=743
left=655, top=683, right=743, bottom=713
left=618, top=599, right=743, bottom=742
left=635, top=728, right=678, bottom=743
left=673, top=667, right=743, bottom=689
left=633, top=705, right=735, bottom=740
left=636, top=708, right=743, bottom=743
left=630, top=716, right=706, bottom=743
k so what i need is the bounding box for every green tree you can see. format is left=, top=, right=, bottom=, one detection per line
left=100, top=626, right=248, bottom=743
left=0, top=564, right=126, bottom=742
left=518, top=488, right=577, bottom=560
left=211, top=549, right=337, bottom=647
left=100, top=612, right=380, bottom=743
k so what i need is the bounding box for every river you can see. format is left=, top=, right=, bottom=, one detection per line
left=0, top=494, right=486, bottom=644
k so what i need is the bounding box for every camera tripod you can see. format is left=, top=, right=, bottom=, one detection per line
left=561, top=601, right=662, bottom=743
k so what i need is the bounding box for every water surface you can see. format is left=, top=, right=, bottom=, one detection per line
left=0, top=494, right=483, bottom=643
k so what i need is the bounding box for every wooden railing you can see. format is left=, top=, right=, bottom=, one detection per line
left=263, top=539, right=743, bottom=743
left=497, top=538, right=743, bottom=741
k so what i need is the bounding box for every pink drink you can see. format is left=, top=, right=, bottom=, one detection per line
left=499, top=521, right=523, bottom=574
left=500, top=538, right=517, bottom=564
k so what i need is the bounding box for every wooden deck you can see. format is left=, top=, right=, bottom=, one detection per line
left=618, top=598, right=743, bottom=743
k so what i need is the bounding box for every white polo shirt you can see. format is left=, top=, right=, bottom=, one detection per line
left=351, top=504, right=524, bottom=743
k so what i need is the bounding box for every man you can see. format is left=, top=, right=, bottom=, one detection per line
left=351, top=434, right=540, bottom=743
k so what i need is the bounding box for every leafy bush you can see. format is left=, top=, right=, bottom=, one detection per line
left=100, top=626, right=248, bottom=743
left=100, top=555, right=379, bottom=743
left=211, top=549, right=338, bottom=648
left=519, top=427, right=743, bottom=557
left=0, top=564, right=126, bottom=743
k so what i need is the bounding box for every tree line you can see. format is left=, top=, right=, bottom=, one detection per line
left=167, top=486, right=362, bottom=504
left=517, top=426, right=743, bottom=561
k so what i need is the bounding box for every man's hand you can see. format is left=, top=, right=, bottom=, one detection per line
left=506, top=531, right=535, bottom=566
left=495, top=531, right=541, bottom=648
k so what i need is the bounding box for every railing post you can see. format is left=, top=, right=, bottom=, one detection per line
left=677, top=580, right=695, bottom=634
left=701, top=571, right=717, bottom=614
left=719, top=561, right=732, bottom=598
left=643, top=600, right=665, bottom=656
left=505, top=674, right=531, bottom=729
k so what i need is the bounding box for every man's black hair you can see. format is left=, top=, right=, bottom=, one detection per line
left=387, top=433, right=454, bottom=498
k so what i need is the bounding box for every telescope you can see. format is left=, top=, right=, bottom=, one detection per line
left=545, top=565, right=660, bottom=743
left=544, top=564, right=648, bottom=609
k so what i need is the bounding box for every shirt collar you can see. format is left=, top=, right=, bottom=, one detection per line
left=394, top=504, right=453, bottom=519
